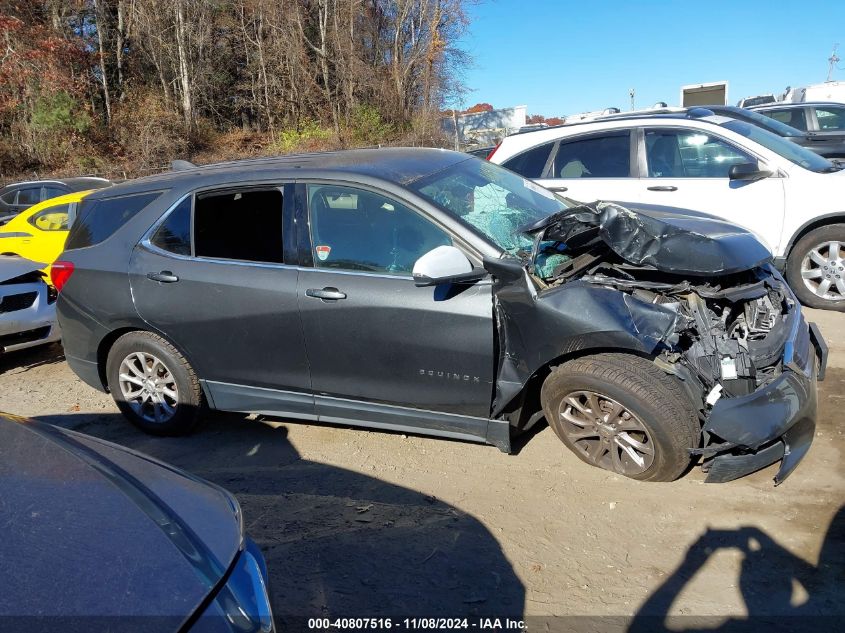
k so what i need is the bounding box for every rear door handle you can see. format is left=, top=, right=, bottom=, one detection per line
left=306, top=287, right=347, bottom=301
left=547, top=186, right=568, bottom=192
left=147, top=271, right=179, bottom=283
left=646, top=185, right=678, bottom=192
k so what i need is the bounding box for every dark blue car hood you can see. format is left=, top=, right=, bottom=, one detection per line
left=0, top=415, right=241, bottom=628
left=525, top=200, right=772, bottom=276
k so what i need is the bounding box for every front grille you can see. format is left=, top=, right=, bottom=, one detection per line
left=0, top=326, right=51, bottom=350
left=0, top=291, right=37, bottom=313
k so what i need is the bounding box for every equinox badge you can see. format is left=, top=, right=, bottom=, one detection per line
left=419, top=369, right=480, bottom=383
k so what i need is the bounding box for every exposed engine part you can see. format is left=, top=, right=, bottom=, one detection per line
left=560, top=258, right=789, bottom=400
left=744, top=294, right=778, bottom=336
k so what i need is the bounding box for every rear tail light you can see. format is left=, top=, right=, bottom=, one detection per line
left=50, top=261, right=75, bottom=292
left=486, top=142, right=501, bottom=161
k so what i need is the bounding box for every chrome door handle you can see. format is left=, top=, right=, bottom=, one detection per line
left=147, top=271, right=179, bottom=283
left=646, top=186, right=678, bottom=192
left=306, top=287, right=347, bottom=301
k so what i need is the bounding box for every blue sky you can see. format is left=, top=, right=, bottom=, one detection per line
left=457, top=0, right=845, bottom=116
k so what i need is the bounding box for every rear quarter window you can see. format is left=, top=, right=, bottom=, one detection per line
left=66, top=191, right=162, bottom=249
left=502, top=141, right=555, bottom=178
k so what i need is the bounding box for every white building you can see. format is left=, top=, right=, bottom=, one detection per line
left=441, top=105, right=527, bottom=147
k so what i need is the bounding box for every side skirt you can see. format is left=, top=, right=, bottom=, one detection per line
left=202, top=380, right=511, bottom=452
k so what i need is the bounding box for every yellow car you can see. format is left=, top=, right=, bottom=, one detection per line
left=0, top=190, right=91, bottom=273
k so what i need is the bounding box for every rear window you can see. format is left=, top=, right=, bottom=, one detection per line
left=552, top=133, right=630, bottom=178
left=66, top=192, right=162, bottom=249
left=17, top=187, right=41, bottom=205
left=502, top=142, right=555, bottom=178
left=194, top=188, right=283, bottom=263
left=151, top=197, right=192, bottom=256
left=765, top=108, right=808, bottom=131
left=29, top=204, right=71, bottom=231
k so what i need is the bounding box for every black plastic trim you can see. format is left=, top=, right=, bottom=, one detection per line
left=809, top=321, right=828, bottom=381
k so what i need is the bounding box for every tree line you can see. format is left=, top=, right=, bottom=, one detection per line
left=0, top=0, right=471, bottom=178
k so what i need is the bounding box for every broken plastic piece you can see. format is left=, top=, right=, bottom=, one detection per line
left=706, top=384, right=724, bottom=406
left=720, top=357, right=738, bottom=380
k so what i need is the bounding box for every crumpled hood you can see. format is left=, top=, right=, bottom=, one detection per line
left=0, top=255, right=46, bottom=283
left=524, top=201, right=772, bottom=276
left=0, top=415, right=241, bottom=626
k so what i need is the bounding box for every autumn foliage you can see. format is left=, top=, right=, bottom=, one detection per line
left=527, top=114, right=564, bottom=126
left=0, top=0, right=471, bottom=180
left=464, top=103, right=493, bottom=113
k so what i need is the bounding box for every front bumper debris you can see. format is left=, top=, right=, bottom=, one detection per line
left=701, top=318, right=825, bottom=485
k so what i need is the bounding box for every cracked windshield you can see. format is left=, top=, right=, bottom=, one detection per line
left=412, top=158, right=571, bottom=259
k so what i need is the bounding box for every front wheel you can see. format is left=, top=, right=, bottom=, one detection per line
left=106, top=331, right=204, bottom=435
left=785, top=224, right=845, bottom=311
left=540, top=353, right=700, bottom=482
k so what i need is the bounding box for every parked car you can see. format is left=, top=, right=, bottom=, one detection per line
left=489, top=108, right=845, bottom=310
left=53, top=149, right=824, bottom=484
left=0, top=177, right=110, bottom=224
left=465, top=145, right=496, bottom=159
left=0, top=412, right=274, bottom=632
left=0, top=256, right=61, bottom=353
left=0, top=190, right=90, bottom=273
left=583, top=105, right=830, bottom=156
left=736, top=94, right=776, bottom=108
left=749, top=102, right=845, bottom=158
left=702, top=105, right=845, bottom=159
left=782, top=81, right=845, bottom=104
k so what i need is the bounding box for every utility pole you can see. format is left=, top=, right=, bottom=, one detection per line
left=827, top=44, right=840, bottom=82
left=629, top=88, right=635, bottom=111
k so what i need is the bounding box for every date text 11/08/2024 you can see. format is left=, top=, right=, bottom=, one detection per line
left=307, top=618, right=527, bottom=630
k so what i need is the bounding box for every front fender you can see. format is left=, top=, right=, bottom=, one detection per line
left=486, top=260, right=684, bottom=416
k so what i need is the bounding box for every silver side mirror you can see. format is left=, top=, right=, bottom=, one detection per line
left=412, top=245, right=485, bottom=287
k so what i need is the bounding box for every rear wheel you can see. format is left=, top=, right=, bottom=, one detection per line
left=106, top=331, right=203, bottom=435
left=786, top=224, right=845, bottom=311
left=540, top=353, right=699, bottom=482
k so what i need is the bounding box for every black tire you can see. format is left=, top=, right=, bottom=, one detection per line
left=106, top=331, right=204, bottom=435
left=540, top=353, right=699, bottom=482
left=785, top=224, right=845, bottom=311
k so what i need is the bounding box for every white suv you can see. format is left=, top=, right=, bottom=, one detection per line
left=489, top=108, right=845, bottom=310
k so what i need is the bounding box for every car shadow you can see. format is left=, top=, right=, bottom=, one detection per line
left=0, top=342, right=64, bottom=375
left=627, top=506, right=844, bottom=633
left=34, top=412, right=525, bottom=630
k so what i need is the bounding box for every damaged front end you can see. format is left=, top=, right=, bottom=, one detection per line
left=504, top=201, right=827, bottom=484
left=0, top=255, right=61, bottom=353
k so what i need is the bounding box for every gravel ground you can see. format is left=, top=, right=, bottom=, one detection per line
left=1, top=309, right=843, bottom=631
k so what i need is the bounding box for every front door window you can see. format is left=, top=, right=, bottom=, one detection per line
left=814, top=106, right=845, bottom=131
left=307, top=184, right=451, bottom=275
left=645, top=130, right=754, bottom=178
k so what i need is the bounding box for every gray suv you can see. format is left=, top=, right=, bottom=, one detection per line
left=750, top=102, right=845, bottom=158
left=54, top=149, right=825, bottom=484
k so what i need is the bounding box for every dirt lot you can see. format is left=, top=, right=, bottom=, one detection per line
left=1, top=309, right=843, bottom=631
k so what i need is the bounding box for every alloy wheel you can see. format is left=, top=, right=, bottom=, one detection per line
left=558, top=390, right=655, bottom=475
left=118, top=352, right=179, bottom=424
left=801, top=241, right=845, bottom=301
